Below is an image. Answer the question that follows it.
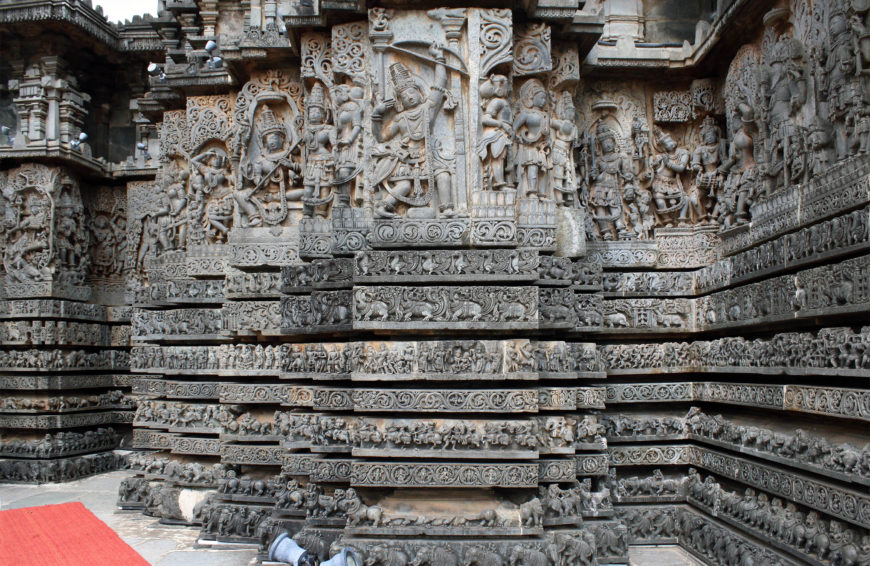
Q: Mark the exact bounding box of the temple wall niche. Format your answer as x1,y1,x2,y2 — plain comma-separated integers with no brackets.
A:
0,0,869,565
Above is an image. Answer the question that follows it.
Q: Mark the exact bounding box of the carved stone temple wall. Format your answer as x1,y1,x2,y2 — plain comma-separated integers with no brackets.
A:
1,0,870,565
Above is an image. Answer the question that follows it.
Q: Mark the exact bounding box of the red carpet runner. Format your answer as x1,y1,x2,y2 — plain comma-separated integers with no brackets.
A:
0,502,149,566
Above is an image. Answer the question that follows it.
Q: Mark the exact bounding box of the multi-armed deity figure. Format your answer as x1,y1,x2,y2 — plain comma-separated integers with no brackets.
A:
236,105,302,227
550,91,580,207
760,37,806,194
478,74,512,191
689,116,726,225
2,190,52,283
301,83,336,218
651,128,690,228
371,44,457,219
587,124,632,240
513,78,551,200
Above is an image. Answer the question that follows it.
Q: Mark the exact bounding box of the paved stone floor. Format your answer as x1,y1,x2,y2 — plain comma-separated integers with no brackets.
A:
628,545,705,566
0,472,702,565
0,471,258,565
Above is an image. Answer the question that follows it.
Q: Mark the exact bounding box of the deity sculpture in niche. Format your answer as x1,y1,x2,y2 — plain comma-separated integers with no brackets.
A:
587,123,632,240
2,187,51,284
689,116,726,225
759,35,806,194
1,165,89,290
513,78,551,200
302,82,336,218
651,128,690,227
478,74,512,191
823,5,866,160
88,205,126,278
236,99,303,228
370,44,457,219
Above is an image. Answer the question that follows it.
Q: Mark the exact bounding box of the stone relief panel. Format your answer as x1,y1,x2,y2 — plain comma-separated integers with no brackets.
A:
6,1,869,564
0,164,90,300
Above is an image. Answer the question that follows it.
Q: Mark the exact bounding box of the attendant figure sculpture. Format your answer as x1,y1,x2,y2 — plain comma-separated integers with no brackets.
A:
513,78,550,199
478,74,512,190
302,83,336,218
588,124,631,240
689,116,726,225
651,128,690,227
332,83,365,205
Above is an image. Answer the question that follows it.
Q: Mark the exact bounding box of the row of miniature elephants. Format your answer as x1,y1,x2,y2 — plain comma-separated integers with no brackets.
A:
621,504,810,566
0,428,119,459
328,510,787,566
121,465,795,566
117,439,866,564
118,467,619,546
116,457,862,566
0,452,125,483
686,471,870,566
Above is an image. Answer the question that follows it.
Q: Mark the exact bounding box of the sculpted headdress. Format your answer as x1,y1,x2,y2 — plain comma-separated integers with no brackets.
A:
699,116,721,141
389,62,424,111
518,78,546,109
259,105,284,139
596,123,618,148
308,82,326,112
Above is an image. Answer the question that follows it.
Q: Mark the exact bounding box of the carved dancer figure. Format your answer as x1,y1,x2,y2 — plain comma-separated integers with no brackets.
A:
651,128,690,227
332,83,365,205
513,78,550,199
371,44,456,218
550,91,579,207
302,82,336,218
189,149,229,196
716,102,757,228
477,74,512,190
